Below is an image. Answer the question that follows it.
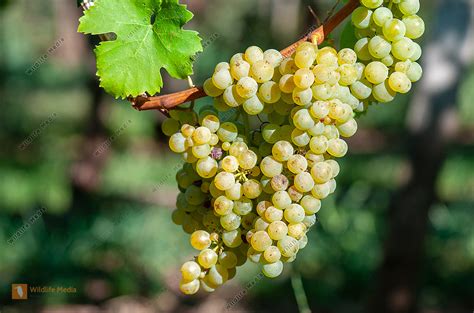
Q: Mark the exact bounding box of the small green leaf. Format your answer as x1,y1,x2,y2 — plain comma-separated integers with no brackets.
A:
78,0,202,99
339,20,357,50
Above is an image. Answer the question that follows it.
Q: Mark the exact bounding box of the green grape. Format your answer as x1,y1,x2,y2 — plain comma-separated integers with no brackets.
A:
312,83,336,100
403,15,425,39
214,171,236,191
179,279,200,295
308,122,325,137
192,144,211,159
288,223,306,240
162,118,180,137
298,234,308,249
392,37,415,61
381,54,395,67
223,85,245,107
277,236,299,257
201,115,220,133
293,109,315,130
350,79,372,100
338,48,357,65
287,154,308,174
368,35,392,59
388,72,412,93
352,6,373,29
361,0,383,9
270,174,290,192
250,60,274,83
284,204,305,223
354,38,371,61
309,135,328,154
337,118,358,137
406,62,423,82
219,250,238,268
279,58,298,75
292,87,313,106
233,197,253,215
230,59,250,80
264,206,283,222
229,141,248,157
208,265,229,286
254,217,270,231
383,19,406,42
410,42,422,61
303,214,317,228
398,0,420,15
214,195,234,215
190,230,211,250
296,42,318,54
230,230,248,250
212,69,233,90
294,68,315,89
258,81,281,103
181,261,201,281
270,190,291,210
260,156,283,177
222,155,239,173
310,101,329,119
263,246,282,263
262,261,284,278
267,221,288,240
271,140,294,162
243,179,262,199
294,172,315,193
316,47,339,66
238,149,258,169
338,64,359,86
217,122,238,142
327,138,349,158
365,61,389,84
198,248,218,268
300,195,321,215
169,133,186,153
262,124,281,144
215,62,230,72
245,46,264,64
278,74,296,93
204,78,224,97
311,182,331,199
291,128,311,147
372,7,393,26
185,185,207,205
220,212,241,231
196,156,218,178
247,246,263,263
311,161,333,184
226,182,243,200
294,49,316,68
372,80,396,103
251,230,273,252
264,49,283,67
236,77,258,99
243,95,264,115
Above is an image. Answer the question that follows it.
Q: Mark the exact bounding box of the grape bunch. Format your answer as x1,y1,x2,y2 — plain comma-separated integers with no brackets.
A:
161,0,424,296
351,0,424,103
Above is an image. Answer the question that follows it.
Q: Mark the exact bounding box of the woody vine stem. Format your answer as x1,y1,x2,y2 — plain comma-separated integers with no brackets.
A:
81,0,359,115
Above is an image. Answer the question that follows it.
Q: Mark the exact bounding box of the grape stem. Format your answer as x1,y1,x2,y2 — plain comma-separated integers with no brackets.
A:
129,0,360,113
291,270,312,313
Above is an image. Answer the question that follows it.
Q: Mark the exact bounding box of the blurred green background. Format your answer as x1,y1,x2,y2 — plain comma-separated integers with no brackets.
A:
0,0,473,312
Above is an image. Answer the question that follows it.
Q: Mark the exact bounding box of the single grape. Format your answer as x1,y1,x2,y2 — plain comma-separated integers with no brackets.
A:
262,261,284,278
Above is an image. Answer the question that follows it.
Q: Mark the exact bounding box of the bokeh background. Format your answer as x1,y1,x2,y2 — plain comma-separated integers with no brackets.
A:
1,0,473,312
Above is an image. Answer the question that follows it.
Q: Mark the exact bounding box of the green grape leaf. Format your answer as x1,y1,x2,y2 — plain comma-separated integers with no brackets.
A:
78,0,202,99
339,20,357,50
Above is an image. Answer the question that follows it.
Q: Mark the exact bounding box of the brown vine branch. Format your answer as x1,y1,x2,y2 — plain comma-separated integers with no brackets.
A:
83,0,359,113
